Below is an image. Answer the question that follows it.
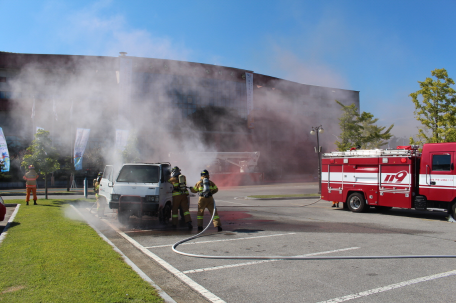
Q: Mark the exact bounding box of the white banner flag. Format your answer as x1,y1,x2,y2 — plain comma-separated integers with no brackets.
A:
73,128,91,171
118,56,133,120
0,127,10,172
245,72,254,128
115,129,129,152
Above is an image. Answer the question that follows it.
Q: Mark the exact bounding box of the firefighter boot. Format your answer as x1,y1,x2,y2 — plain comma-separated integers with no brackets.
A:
198,226,203,231
217,226,223,232
33,200,37,205
26,201,29,206
187,222,193,230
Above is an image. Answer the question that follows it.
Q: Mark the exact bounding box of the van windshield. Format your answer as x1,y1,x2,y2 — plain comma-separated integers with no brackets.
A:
117,165,160,183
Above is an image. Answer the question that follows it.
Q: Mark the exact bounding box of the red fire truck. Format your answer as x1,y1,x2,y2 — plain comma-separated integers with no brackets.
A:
321,143,456,219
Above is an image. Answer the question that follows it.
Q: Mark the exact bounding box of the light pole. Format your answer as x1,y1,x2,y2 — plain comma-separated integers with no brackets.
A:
310,125,324,194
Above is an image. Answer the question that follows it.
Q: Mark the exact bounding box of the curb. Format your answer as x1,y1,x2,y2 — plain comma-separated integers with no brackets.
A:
0,192,95,197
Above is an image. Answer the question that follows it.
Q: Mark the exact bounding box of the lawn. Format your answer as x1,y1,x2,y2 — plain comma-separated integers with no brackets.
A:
0,199,163,302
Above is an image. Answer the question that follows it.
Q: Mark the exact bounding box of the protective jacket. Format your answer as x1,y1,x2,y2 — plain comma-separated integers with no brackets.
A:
190,176,221,228
168,177,189,196
24,170,38,188
191,177,218,196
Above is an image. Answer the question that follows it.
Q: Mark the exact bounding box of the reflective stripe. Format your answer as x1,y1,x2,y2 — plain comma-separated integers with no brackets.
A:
197,216,204,219
184,212,190,216
198,186,217,191
172,215,179,218
213,216,220,220
25,177,38,180
172,191,188,196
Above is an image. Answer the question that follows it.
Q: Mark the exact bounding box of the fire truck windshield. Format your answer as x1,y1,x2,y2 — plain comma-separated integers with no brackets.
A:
117,165,160,183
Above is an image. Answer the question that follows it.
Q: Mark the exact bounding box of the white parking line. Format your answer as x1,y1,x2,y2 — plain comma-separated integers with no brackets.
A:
145,232,296,249
317,269,456,303
183,247,360,274
216,199,249,206
103,220,226,303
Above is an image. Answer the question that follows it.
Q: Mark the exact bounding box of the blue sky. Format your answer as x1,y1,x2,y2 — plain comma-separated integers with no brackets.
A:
1,0,455,138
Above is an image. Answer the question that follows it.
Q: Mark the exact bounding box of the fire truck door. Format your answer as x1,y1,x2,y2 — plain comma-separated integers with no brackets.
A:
379,164,412,208
327,164,343,201
422,152,455,202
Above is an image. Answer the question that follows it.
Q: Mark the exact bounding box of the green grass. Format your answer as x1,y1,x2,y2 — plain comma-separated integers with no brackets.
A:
0,199,163,302
248,193,320,199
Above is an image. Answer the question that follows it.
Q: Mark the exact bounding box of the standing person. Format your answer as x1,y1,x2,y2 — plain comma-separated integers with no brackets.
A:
23,165,39,205
93,172,102,192
190,169,222,232
168,166,193,229
94,173,105,218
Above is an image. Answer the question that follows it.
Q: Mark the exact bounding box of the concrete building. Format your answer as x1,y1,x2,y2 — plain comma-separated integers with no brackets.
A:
0,51,359,182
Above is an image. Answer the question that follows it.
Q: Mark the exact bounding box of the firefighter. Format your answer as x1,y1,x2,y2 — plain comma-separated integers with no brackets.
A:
94,174,105,218
190,169,222,232
23,165,39,205
168,166,193,230
93,172,102,191
332,201,339,208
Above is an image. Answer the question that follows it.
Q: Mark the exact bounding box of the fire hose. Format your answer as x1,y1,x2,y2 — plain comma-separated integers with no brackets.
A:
172,198,456,260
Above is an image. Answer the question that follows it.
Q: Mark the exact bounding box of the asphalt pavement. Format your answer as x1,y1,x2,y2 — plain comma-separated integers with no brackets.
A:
2,182,456,303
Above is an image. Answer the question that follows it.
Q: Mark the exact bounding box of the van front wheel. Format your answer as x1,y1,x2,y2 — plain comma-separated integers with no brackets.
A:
118,209,129,225
347,192,367,213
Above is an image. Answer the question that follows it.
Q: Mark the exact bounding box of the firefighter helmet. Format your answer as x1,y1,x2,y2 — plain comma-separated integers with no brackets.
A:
28,165,35,170
201,169,209,176
171,166,181,177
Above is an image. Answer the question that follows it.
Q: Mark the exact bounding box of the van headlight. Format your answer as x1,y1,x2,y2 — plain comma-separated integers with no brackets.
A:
111,194,120,201
145,195,158,202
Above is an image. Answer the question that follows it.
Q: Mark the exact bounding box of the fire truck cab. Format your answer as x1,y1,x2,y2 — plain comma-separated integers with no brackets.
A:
321,143,456,219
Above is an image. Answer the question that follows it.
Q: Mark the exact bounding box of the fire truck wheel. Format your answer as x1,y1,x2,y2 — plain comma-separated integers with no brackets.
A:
347,192,367,213
450,202,456,220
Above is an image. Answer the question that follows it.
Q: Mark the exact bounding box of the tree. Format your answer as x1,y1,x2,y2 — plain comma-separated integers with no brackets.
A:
21,129,60,199
335,100,393,151
410,68,456,144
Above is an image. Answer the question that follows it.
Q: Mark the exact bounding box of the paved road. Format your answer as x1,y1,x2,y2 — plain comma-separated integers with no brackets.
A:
4,183,456,302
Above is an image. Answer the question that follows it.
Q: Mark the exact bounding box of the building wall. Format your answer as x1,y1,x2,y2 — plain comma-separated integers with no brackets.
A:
0,51,359,179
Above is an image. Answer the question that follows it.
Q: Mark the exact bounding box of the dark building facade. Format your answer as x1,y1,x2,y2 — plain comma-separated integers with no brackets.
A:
0,51,359,181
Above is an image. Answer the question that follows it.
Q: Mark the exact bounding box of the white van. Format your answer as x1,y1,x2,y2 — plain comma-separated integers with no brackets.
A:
98,163,173,224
